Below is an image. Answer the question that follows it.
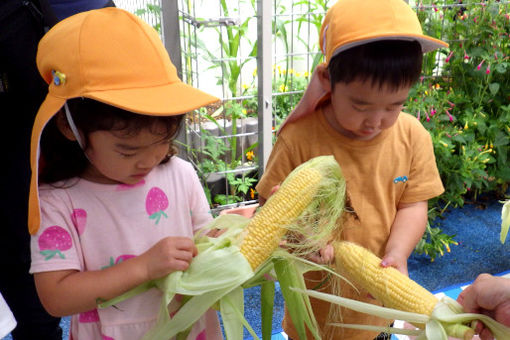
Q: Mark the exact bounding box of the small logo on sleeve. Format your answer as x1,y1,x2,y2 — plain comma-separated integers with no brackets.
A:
393,176,408,184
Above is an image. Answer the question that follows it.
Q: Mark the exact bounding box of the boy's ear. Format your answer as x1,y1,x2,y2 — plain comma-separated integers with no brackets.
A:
55,111,77,141
316,63,332,93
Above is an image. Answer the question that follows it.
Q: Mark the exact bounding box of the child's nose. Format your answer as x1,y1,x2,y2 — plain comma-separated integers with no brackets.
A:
365,110,384,128
137,152,161,169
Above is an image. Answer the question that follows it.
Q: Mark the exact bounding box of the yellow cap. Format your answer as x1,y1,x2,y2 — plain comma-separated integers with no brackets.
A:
29,8,219,234
319,0,448,64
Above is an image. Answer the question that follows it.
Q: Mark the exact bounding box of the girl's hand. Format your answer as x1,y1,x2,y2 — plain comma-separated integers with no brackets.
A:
139,236,198,280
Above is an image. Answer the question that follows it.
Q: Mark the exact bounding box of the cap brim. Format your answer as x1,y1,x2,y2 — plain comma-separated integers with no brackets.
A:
330,34,449,61
87,81,220,116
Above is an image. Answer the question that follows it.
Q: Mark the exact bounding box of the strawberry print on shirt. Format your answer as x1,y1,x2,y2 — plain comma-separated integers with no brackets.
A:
79,309,99,323
71,208,87,235
145,187,169,224
38,226,72,260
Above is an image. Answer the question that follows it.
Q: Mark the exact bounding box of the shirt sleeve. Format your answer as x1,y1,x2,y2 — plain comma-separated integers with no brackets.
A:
255,135,299,200
400,122,445,203
30,189,83,274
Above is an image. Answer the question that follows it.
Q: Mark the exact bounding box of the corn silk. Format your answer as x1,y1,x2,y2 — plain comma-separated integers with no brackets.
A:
99,155,347,340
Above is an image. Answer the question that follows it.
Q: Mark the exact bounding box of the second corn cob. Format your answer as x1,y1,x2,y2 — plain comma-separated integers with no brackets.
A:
334,241,438,316
332,241,478,339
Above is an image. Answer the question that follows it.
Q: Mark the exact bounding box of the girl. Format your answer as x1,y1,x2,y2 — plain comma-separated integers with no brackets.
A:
28,8,223,340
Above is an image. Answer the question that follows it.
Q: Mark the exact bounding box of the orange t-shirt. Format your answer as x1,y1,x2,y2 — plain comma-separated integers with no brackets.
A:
256,107,444,339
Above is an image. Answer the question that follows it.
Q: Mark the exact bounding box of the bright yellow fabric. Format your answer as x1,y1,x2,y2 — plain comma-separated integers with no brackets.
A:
256,107,444,339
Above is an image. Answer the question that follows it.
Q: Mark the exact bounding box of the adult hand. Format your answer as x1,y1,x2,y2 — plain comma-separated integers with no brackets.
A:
457,273,510,340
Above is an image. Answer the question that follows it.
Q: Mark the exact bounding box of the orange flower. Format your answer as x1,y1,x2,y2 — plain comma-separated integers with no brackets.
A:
246,151,254,161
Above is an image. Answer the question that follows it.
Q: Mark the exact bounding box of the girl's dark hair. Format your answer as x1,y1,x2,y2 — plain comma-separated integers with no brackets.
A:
328,40,423,91
40,97,184,184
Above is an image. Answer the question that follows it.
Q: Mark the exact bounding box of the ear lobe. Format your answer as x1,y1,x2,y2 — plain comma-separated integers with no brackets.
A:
316,63,332,93
55,111,78,141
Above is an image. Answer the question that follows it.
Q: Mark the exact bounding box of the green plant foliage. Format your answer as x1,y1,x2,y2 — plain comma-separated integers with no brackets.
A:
409,1,510,206
405,0,510,259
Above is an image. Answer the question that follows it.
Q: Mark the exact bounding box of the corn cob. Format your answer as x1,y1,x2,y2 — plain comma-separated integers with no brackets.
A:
240,166,322,270
334,241,438,316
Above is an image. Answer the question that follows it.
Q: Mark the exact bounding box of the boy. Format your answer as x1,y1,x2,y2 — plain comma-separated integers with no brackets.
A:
255,0,448,338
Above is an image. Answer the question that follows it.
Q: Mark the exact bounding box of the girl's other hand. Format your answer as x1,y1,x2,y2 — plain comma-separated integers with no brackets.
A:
205,228,226,238
140,236,197,280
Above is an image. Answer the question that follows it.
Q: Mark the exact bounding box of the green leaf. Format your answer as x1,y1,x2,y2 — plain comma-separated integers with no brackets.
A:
500,200,510,244
495,62,508,74
293,288,430,324
220,287,248,340
274,259,321,340
261,281,275,340
425,319,448,340
452,134,466,144
329,323,423,336
494,131,510,147
489,83,500,96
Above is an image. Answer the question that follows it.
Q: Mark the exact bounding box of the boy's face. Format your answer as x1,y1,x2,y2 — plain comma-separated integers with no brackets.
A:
322,77,411,141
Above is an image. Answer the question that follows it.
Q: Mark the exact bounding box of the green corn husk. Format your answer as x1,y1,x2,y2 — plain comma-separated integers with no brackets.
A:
99,155,348,339
500,199,510,243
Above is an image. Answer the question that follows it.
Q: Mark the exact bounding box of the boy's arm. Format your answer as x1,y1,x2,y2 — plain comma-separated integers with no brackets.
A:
34,236,196,316
382,200,428,275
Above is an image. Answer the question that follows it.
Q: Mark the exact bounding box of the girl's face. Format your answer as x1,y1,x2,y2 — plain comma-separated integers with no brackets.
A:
81,125,171,185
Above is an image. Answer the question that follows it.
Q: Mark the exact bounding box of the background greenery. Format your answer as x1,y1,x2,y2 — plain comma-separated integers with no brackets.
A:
178,0,509,260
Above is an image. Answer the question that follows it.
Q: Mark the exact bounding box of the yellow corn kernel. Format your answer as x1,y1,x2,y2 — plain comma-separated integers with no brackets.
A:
240,167,322,270
334,241,438,316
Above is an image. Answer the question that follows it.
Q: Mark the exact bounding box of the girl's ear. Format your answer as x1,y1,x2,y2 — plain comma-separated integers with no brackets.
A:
316,63,332,93
55,111,77,141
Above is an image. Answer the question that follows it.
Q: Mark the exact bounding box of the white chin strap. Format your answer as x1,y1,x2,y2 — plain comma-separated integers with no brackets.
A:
64,102,85,150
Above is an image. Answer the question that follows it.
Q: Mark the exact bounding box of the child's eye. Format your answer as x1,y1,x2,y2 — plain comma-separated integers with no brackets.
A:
119,152,136,158
353,105,368,112
387,105,404,112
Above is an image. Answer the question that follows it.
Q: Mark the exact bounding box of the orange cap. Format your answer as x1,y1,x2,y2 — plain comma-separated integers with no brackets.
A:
319,0,448,65
29,8,219,234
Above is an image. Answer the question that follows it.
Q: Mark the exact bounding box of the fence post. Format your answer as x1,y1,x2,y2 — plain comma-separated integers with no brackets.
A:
161,0,182,78
257,0,273,177
161,1,189,158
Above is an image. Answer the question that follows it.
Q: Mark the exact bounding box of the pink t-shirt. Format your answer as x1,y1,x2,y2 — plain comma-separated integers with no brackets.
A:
30,157,222,340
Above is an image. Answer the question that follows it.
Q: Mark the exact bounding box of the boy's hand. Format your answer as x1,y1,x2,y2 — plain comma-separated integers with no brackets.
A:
140,236,197,280
258,184,280,207
307,243,335,264
380,252,408,276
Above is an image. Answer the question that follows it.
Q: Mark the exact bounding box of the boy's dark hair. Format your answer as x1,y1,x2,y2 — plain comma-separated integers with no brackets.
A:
328,40,423,90
40,97,184,184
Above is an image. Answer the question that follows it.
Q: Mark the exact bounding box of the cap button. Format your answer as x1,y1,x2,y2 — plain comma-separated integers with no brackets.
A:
52,70,66,86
